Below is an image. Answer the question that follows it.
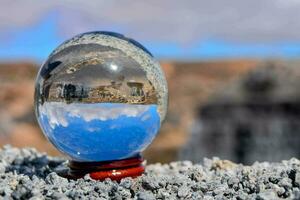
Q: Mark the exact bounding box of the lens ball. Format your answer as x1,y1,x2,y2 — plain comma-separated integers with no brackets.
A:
34,31,168,162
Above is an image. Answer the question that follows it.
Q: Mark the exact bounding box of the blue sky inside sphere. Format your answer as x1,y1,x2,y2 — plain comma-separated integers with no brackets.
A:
37,102,160,161
1,0,300,61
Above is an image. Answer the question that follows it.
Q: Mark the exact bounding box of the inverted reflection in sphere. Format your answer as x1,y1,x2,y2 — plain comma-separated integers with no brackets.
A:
34,31,168,162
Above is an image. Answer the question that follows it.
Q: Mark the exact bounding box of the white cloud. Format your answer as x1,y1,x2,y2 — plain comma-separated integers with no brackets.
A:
39,102,153,128
141,114,151,122
1,0,300,44
87,127,101,132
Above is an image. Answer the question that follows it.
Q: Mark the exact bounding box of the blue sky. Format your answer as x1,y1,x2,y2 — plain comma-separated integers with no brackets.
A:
39,102,160,161
1,0,300,61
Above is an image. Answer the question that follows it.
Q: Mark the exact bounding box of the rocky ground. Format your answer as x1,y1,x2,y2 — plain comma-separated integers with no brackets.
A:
0,146,300,199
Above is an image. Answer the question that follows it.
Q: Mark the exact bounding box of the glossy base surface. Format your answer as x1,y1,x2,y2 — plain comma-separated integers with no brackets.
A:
58,156,144,181
89,165,145,181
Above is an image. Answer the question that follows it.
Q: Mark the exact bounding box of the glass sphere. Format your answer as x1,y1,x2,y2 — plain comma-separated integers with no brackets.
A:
34,31,168,162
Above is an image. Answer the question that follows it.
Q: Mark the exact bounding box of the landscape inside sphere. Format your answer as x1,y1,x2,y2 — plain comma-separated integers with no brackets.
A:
34,31,168,162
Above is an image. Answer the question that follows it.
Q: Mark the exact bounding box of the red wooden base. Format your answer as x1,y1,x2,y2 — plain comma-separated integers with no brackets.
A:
90,165,145,181
64,155,145,181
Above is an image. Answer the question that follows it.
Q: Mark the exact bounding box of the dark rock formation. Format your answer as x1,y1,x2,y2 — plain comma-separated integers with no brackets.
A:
181,62,300,164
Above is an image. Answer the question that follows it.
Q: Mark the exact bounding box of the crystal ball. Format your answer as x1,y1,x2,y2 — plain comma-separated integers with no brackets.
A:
34,31,168,162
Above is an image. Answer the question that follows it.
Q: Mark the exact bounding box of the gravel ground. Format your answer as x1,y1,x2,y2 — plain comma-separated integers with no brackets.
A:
1,146,300,199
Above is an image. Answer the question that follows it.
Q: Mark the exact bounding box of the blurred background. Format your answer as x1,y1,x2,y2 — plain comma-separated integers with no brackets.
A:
1,0,300,164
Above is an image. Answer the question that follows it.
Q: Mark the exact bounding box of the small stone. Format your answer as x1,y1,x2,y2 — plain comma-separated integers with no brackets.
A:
137,191,156,200
177,185,190,198
119,178,133,189
228,177,239,186
257,190,278,200
295,172,300,186
45,172,68,185
212,159,238,171
278,177,292,188
203,195,214,200
142,176,160,190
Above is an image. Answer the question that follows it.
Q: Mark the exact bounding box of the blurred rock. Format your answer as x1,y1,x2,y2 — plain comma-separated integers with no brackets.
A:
181,61,300,164
145,60,258,163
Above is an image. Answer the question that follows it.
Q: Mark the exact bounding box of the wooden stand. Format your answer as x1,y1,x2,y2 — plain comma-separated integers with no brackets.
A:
59,155,145,181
